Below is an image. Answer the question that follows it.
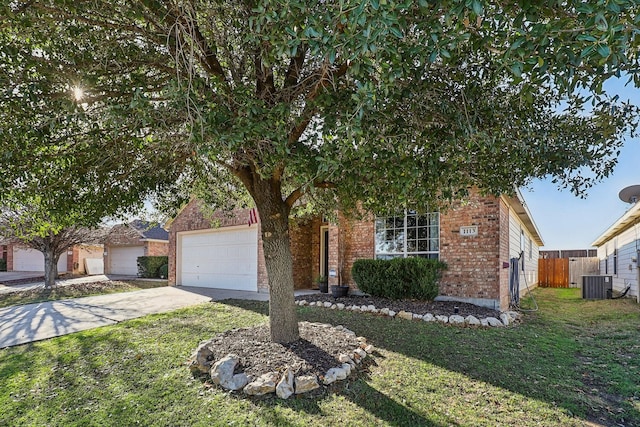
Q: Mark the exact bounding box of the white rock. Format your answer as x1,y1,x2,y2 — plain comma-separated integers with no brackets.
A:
364,344,375,354
380,307,390,315
350,305,360,311
343,328,356,337
243,372,280,396
341,363,352,376
336,303,345,310
367,305,376,312
388,310,396,317
354,348,367,361
397,310,413,320
500,312,511,326
435,315,449,323
334,325,344,331
295,375,320,394
422,313,435,322
323,367,347,384
361,305,369,312
480,318,489,327
413,313,423,320
323,301,333,308
276,368,295,399
486,317,504,327
299,300,308,306
338,354,353,364
505,310,520,321
465,315,481,326
449,314,465,324
356,336,367,343
210,354,239,386
331,304,337,309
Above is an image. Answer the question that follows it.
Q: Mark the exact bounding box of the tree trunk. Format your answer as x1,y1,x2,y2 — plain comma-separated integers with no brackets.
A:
247,174,299,344
43,248,59,290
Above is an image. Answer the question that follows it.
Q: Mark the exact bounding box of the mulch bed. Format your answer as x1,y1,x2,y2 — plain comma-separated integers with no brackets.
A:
199,322,363,381
296,293,500,319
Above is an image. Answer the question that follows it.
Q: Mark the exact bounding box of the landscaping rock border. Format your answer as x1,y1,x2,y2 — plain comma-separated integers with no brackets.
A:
296,299,521,327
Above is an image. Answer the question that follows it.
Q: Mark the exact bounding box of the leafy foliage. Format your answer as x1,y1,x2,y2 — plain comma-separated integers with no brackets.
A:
136,256,169,279
352,257,446,300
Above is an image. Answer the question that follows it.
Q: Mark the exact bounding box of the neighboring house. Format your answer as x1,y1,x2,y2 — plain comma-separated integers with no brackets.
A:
168,188,543,310
591,199,640,303
104,220,169,275
3,243,104,275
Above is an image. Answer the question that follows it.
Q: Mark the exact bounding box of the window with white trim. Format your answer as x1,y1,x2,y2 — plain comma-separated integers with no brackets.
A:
375,211,439,259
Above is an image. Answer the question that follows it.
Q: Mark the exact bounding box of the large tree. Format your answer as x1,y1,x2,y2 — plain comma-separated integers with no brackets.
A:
1,1,639,342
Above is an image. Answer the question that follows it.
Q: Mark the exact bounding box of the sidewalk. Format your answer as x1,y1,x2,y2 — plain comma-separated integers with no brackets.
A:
0,285,319,349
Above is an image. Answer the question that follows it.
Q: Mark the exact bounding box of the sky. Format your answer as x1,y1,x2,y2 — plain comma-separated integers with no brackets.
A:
523,77,640,250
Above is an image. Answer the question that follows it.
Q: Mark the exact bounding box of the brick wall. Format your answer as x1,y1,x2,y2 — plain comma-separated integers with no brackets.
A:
499,199,511,310
289,220,313,289
145,241,168,257
339,216,375,289
438,193,503,308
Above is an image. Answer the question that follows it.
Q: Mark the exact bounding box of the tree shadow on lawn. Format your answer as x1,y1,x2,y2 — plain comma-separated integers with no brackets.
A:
219,298,640,427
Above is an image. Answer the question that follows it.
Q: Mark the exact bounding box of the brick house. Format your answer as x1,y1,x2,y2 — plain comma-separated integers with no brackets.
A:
104,220,169,275
167,189,542,310
3,242,103,275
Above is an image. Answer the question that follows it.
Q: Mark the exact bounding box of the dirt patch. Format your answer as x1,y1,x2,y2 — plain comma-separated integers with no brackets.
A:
197,322,363,381
296,293,500,319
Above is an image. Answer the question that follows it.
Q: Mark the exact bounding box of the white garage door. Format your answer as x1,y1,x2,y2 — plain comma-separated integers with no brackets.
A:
179,227,258,291
13,248,67,273
109,246,145,275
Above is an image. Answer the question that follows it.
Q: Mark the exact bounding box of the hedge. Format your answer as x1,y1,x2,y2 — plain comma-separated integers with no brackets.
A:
136,256,169,278
0,258,6,272
351,257,447,300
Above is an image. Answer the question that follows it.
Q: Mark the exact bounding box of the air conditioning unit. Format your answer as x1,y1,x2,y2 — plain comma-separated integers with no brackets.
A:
582,275,613,300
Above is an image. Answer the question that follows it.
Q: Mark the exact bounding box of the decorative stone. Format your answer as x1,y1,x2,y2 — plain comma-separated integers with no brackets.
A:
354,348,367,361
423,313,435,322
324,366,347,384
299,300,308,306
413,314,423,320
361,305,369,312
356,336,367,343
380,307,390,315
388,310,396,317
276,367,295,399
449,315,465,324
505,311,520,321
334,325,344,331
480,318,489,327
331,304,337,309
336,303,345,310
323,301,333,308
343,328,356,337
189,339,216,373
367,305,376,312
341,363,352,376
500,312,511,326
295,375,320,394
371,308,380,313
465,315,481,326
435,315,449,323
397,310,413,320
243,371,280,396
364,344,374,354
210,354,238,385
350,305,360,311
486,317,504,327
338,354,353,364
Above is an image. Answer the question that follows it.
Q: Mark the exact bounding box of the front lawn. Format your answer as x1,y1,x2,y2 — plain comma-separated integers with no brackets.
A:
1,287,638,426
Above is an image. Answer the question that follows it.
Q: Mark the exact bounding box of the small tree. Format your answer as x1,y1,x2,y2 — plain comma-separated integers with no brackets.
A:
0,198,107,289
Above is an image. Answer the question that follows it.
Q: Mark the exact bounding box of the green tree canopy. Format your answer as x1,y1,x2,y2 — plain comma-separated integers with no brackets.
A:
1,0,639,342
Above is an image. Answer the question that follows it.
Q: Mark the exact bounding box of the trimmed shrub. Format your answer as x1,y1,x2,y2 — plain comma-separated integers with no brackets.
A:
158,264,168,279
0,258,6,272
137,256,169,278
352,257,447,300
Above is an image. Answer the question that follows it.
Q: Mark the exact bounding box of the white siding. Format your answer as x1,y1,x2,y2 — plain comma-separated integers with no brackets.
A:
508,209,540,294
595,224,640,299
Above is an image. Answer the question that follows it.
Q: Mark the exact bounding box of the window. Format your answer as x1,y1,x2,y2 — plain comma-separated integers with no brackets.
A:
375,211,439,259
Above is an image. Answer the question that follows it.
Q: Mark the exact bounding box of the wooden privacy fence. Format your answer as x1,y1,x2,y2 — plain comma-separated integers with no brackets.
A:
538,257,600,288
539,258,569,288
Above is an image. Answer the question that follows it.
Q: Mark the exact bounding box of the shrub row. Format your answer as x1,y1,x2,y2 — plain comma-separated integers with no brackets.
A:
137,256,168,279
351,257,446,300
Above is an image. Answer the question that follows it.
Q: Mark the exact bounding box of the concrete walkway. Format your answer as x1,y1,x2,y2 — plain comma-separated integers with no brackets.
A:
0,285,319,349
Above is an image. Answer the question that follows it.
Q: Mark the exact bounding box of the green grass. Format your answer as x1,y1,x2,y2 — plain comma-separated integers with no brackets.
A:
0,280,168,308
1,287,639,426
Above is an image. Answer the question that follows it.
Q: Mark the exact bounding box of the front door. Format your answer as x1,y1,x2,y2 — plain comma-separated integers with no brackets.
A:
320,226,329,279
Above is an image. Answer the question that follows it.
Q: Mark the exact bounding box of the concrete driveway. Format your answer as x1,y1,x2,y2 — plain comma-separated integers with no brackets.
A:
0,287,212,348
0,284,320,349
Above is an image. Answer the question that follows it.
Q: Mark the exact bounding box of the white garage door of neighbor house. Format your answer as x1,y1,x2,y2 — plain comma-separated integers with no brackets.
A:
109,246,145,275
13,248,68,273
180,227,258,291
